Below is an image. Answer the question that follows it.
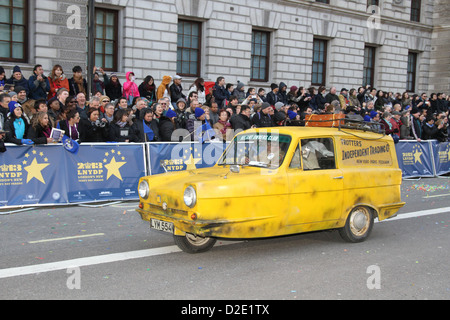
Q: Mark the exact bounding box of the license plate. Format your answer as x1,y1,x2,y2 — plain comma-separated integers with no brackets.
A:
150,219,174,234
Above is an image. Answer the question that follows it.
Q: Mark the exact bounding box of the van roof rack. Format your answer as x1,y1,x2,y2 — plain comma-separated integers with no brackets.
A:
301,114,385,134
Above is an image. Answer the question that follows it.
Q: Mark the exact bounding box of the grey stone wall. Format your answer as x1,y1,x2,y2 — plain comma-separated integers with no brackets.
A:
1,0,446,96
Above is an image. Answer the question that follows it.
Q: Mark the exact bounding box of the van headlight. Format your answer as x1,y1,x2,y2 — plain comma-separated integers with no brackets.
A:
138,180,149,199
184,186,197,208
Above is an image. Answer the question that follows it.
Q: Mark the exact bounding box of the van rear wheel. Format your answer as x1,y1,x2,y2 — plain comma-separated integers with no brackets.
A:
339,206,374,243
173,233,217,253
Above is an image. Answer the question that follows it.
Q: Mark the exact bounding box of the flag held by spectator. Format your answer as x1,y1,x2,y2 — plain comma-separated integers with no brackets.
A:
62,135,79,154
195,121,215,144
143,119,154,142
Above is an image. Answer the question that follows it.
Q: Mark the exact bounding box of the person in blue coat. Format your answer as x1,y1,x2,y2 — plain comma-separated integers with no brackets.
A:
28,64,50,100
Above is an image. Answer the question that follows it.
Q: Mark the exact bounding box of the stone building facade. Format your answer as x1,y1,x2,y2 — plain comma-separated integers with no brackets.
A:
1,0,448,96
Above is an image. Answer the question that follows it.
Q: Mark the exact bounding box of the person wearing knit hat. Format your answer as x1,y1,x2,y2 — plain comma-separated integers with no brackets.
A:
6,65,29,95
8,91,17,100
8,101,21,114
288,110,298,120
369,110,379,121
4,101,33,145
267,83,279,106
274,102,285,111
166,109,177,119
261,102,271,111
158,108,177,141
252,102,274,128
195,107,205,119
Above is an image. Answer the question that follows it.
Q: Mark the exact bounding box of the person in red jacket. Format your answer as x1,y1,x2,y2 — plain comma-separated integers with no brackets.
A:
123,71,140,106
48,65,70,100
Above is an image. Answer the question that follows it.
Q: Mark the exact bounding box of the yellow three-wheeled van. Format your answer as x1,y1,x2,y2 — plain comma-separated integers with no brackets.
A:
137,122,404,253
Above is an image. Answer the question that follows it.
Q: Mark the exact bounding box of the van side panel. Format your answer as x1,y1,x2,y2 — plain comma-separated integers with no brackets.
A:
337,137,404,221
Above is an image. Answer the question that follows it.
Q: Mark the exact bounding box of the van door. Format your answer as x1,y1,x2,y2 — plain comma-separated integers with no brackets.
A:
287,137,343,227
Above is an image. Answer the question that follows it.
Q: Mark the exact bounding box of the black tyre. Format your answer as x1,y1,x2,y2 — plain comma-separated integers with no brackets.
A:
173,233,217,253
339,206,374,243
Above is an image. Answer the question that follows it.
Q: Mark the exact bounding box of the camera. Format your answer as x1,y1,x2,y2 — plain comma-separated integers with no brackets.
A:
95,120,106,128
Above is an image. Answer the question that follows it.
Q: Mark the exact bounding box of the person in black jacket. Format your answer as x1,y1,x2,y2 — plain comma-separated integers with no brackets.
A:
108,108,138,142
315,86,327,112
169,75,186,108
4,103,32,145
266,83,279,106
213,77,227,108
28,112,54,144
58,109,80,142
138,76,156,104
79,107,109,142
5,65,29,95
104,73,123,101
159,109,177,142
422,115,443,140
134,108,159,142
174,98,188,129
68,66,88,97
252,102,274,128
230,105,252,132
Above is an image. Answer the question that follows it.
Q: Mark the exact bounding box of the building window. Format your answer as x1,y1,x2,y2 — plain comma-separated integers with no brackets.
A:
311,38,327,86
363,46,376,87
95,8,118,71
177,20,201,77
251,30,270,82
315,0,329,3
410,0,421,22
407,52,418,92
0,0,28,62
367,0,379,7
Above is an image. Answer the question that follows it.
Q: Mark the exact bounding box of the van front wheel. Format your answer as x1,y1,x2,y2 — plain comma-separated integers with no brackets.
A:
173,233,217,253
339,206,374,243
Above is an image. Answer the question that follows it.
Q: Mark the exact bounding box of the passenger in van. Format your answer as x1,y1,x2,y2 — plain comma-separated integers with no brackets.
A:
301,139,335,170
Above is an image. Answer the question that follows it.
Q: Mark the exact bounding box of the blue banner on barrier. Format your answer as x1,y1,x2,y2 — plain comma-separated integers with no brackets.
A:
65,144,147,203
0,144,146,208
432,141,450,176
148,142,227,175
0,145,69,207
396,141,435,178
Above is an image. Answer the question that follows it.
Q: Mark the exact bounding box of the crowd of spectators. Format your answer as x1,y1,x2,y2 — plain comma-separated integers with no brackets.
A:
0,64,449,154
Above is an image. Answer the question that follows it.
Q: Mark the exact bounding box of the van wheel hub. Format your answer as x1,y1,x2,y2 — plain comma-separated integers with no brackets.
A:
350,208,370,235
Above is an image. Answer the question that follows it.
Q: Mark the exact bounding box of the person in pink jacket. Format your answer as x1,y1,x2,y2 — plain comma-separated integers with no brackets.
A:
123,71,139,106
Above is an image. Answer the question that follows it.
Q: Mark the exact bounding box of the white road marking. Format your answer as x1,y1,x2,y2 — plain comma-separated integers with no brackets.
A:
0,207,449,280
0,246,181,279
377,206,450,223
28,233,105,244
423,193,450,199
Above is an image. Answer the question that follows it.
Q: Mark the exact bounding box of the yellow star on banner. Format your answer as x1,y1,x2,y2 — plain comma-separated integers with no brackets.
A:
25,158,50,184
105,156,126,181
413,150,423,164
184,153,201,171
